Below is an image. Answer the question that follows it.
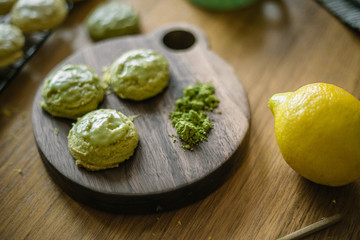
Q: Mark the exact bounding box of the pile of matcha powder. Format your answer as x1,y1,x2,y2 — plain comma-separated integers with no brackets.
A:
169,82,220,150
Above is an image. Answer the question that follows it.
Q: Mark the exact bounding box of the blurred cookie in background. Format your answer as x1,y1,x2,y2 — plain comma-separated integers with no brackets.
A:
0,23,25,68
10,0,68,33
86,2,139,41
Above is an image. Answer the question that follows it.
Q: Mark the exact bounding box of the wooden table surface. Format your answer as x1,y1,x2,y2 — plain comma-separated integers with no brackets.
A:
1,0,359,239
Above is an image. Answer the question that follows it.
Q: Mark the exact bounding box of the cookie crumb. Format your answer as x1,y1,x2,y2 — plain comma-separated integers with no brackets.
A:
156,205,163,212
12,134,18,140
129,115,140,121
2,108,11,117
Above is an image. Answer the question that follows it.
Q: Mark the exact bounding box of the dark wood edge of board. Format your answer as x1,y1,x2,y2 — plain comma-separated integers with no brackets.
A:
36,128,250,214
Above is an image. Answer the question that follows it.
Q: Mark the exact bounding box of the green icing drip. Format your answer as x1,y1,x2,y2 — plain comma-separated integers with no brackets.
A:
169,83,219,149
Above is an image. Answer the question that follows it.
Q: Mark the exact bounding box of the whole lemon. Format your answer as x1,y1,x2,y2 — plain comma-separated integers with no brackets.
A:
268,83,360,186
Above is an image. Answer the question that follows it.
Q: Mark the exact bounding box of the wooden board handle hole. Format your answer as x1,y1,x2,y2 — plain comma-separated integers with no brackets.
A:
162,30,196,50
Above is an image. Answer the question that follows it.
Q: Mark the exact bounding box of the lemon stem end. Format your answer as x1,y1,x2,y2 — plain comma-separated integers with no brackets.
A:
268,93,289,115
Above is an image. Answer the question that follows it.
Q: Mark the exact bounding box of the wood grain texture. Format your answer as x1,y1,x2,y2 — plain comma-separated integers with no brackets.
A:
32,23,250,213
1,0,359,239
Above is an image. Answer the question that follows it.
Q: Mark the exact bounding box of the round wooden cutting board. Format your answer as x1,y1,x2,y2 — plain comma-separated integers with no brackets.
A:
32,23,250,214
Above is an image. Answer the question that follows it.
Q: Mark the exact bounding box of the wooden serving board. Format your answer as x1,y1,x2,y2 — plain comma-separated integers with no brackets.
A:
32,23,250,214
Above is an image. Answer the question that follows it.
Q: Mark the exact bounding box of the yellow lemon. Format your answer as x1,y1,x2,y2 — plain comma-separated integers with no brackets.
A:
268,83,360,186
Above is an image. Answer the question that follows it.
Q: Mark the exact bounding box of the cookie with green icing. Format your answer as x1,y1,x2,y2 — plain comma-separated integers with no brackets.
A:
104,49,170,101
86,2,139,41
0,23,25,68
40,64,105,119
68,109,139,171
10,0,68,33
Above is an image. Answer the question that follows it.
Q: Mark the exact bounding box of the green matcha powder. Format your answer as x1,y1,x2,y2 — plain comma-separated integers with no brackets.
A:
169,82,220,150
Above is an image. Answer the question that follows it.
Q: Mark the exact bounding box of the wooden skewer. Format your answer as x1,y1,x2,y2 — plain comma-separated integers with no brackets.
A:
277,214,342,240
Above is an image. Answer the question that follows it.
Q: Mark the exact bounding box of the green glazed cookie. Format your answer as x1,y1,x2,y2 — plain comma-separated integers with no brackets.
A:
40,64,105,119
0,23,25,68
104,49,170,101
68,109,139,171
86,2,139,41
0,0,17,15
10,0,68,33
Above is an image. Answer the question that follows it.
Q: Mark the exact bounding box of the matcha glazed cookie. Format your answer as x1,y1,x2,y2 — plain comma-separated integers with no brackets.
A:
86,2,139,41
10,0,68,33
0,23,25,68
40,64,105,119
104,49,170,101
68,109,139,171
